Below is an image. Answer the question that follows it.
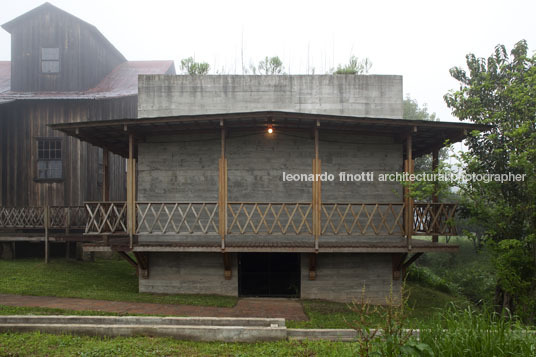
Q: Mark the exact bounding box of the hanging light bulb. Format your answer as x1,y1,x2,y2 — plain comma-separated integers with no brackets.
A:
267,124,274,134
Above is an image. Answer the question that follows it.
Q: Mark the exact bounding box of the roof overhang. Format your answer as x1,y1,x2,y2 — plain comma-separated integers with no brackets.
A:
50,110,491,158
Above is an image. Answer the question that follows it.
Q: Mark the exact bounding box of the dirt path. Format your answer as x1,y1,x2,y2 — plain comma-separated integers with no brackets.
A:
0,294,308,321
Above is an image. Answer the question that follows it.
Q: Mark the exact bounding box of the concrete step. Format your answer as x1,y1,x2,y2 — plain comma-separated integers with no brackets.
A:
0,315,363,342
288,328,357,341
0,315,285,327
0,323,286,342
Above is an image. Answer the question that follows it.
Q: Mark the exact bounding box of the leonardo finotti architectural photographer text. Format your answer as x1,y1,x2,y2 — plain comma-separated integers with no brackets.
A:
282,171,526,183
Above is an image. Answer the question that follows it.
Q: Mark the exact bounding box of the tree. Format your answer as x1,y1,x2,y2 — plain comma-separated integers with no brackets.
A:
333,56,372,74
254,56,285,75
180,57,210,75
445,40,536,320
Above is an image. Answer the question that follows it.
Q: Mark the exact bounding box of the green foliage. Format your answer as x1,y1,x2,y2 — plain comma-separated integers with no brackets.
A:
180,57,210,75
0,305,128,316
289,280,469,329
255,56,285,75
417,237,496,305
345,285,420,357
403,96,438,122
445,39,536,320
403,94,449,174
420,306,536,356
333,55,372,74
406,265,459,295
0,259,237,307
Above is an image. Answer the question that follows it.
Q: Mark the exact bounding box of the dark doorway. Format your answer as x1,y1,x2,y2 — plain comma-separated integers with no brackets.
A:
238,253,301,297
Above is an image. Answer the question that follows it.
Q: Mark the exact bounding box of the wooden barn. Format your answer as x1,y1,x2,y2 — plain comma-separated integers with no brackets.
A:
51,75,489,302
0,3,175,259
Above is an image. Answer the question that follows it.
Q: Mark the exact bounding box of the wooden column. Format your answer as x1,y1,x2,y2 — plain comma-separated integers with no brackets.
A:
127,133,136,248
312,121,321,251
102,149,110,201
44,205,49,264
405,133,413,250
219,123,228,250
432,148,439,243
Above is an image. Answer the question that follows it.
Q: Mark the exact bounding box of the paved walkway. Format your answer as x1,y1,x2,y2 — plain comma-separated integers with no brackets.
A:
0,294,308,321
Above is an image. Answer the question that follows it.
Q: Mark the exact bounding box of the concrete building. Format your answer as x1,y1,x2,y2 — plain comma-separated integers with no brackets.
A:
52,75,488,303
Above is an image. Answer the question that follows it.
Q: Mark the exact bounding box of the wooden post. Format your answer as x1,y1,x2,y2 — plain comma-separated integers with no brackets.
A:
219,123,227,250
313,121,321,251
65,207,70,235
102,149,110,244
127,133,135,248
309,253,317,280
223,253,232,279
103,149,110,201
432,148,439,243
405,133,413,250
44,205,49,264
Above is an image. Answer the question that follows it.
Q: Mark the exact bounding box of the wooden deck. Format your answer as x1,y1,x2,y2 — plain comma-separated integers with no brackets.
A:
83,238,457,253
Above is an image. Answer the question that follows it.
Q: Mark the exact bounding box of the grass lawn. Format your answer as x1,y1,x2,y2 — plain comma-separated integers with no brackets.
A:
0,257,470,329
0,333,357,357
0,258,237,308
287,282,470,329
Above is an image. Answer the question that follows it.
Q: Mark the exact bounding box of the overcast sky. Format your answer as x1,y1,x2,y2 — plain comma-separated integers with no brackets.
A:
1,0,534,122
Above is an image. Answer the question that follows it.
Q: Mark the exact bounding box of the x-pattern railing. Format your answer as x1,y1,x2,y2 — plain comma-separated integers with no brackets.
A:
85,202,127,234
227,202,312,235
49,206,87,229
0,207,44,228
0,206,86,230
321,203,405,235
79,201,459,237
413,203,457,235
136,202,219,234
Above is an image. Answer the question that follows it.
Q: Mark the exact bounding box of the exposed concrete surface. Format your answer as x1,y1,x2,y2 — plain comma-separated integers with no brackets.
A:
0,322,287,342
288,328,358,341
138,75,403,118
0,315,285,327
0,315,361,342
300,253,401,304
138,253,238,296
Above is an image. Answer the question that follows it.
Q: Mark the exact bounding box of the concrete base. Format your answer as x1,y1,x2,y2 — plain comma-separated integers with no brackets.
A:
0,315,363,342
0,316,287,342
140,252,401,304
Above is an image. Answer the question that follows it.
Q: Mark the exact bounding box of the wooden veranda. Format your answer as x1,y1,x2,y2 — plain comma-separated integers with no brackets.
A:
1,111,490,267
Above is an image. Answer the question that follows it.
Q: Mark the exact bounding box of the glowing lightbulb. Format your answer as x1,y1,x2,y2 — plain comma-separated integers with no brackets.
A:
267,125,274,134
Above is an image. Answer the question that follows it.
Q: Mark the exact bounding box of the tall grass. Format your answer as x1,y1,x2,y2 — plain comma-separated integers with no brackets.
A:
420,305,536,356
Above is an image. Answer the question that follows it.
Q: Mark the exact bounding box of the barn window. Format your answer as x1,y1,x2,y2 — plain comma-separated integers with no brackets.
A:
41,48,60,73
37,138,63,180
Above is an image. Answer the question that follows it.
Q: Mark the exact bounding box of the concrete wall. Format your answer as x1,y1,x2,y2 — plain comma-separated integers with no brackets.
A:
139,253,238,296
138,131,401,203
138,75,403,118
301,253,400,304
137,133,220,202
140,252,400,304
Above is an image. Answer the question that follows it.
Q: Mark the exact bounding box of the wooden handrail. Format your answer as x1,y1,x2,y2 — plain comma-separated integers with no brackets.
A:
34,201,460,238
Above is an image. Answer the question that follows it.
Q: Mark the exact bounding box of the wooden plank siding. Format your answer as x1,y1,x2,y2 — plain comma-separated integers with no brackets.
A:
5,3,125,92
0,97,135,207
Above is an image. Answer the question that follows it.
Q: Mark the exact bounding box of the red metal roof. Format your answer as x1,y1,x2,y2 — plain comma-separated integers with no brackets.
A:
0,60,175,101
